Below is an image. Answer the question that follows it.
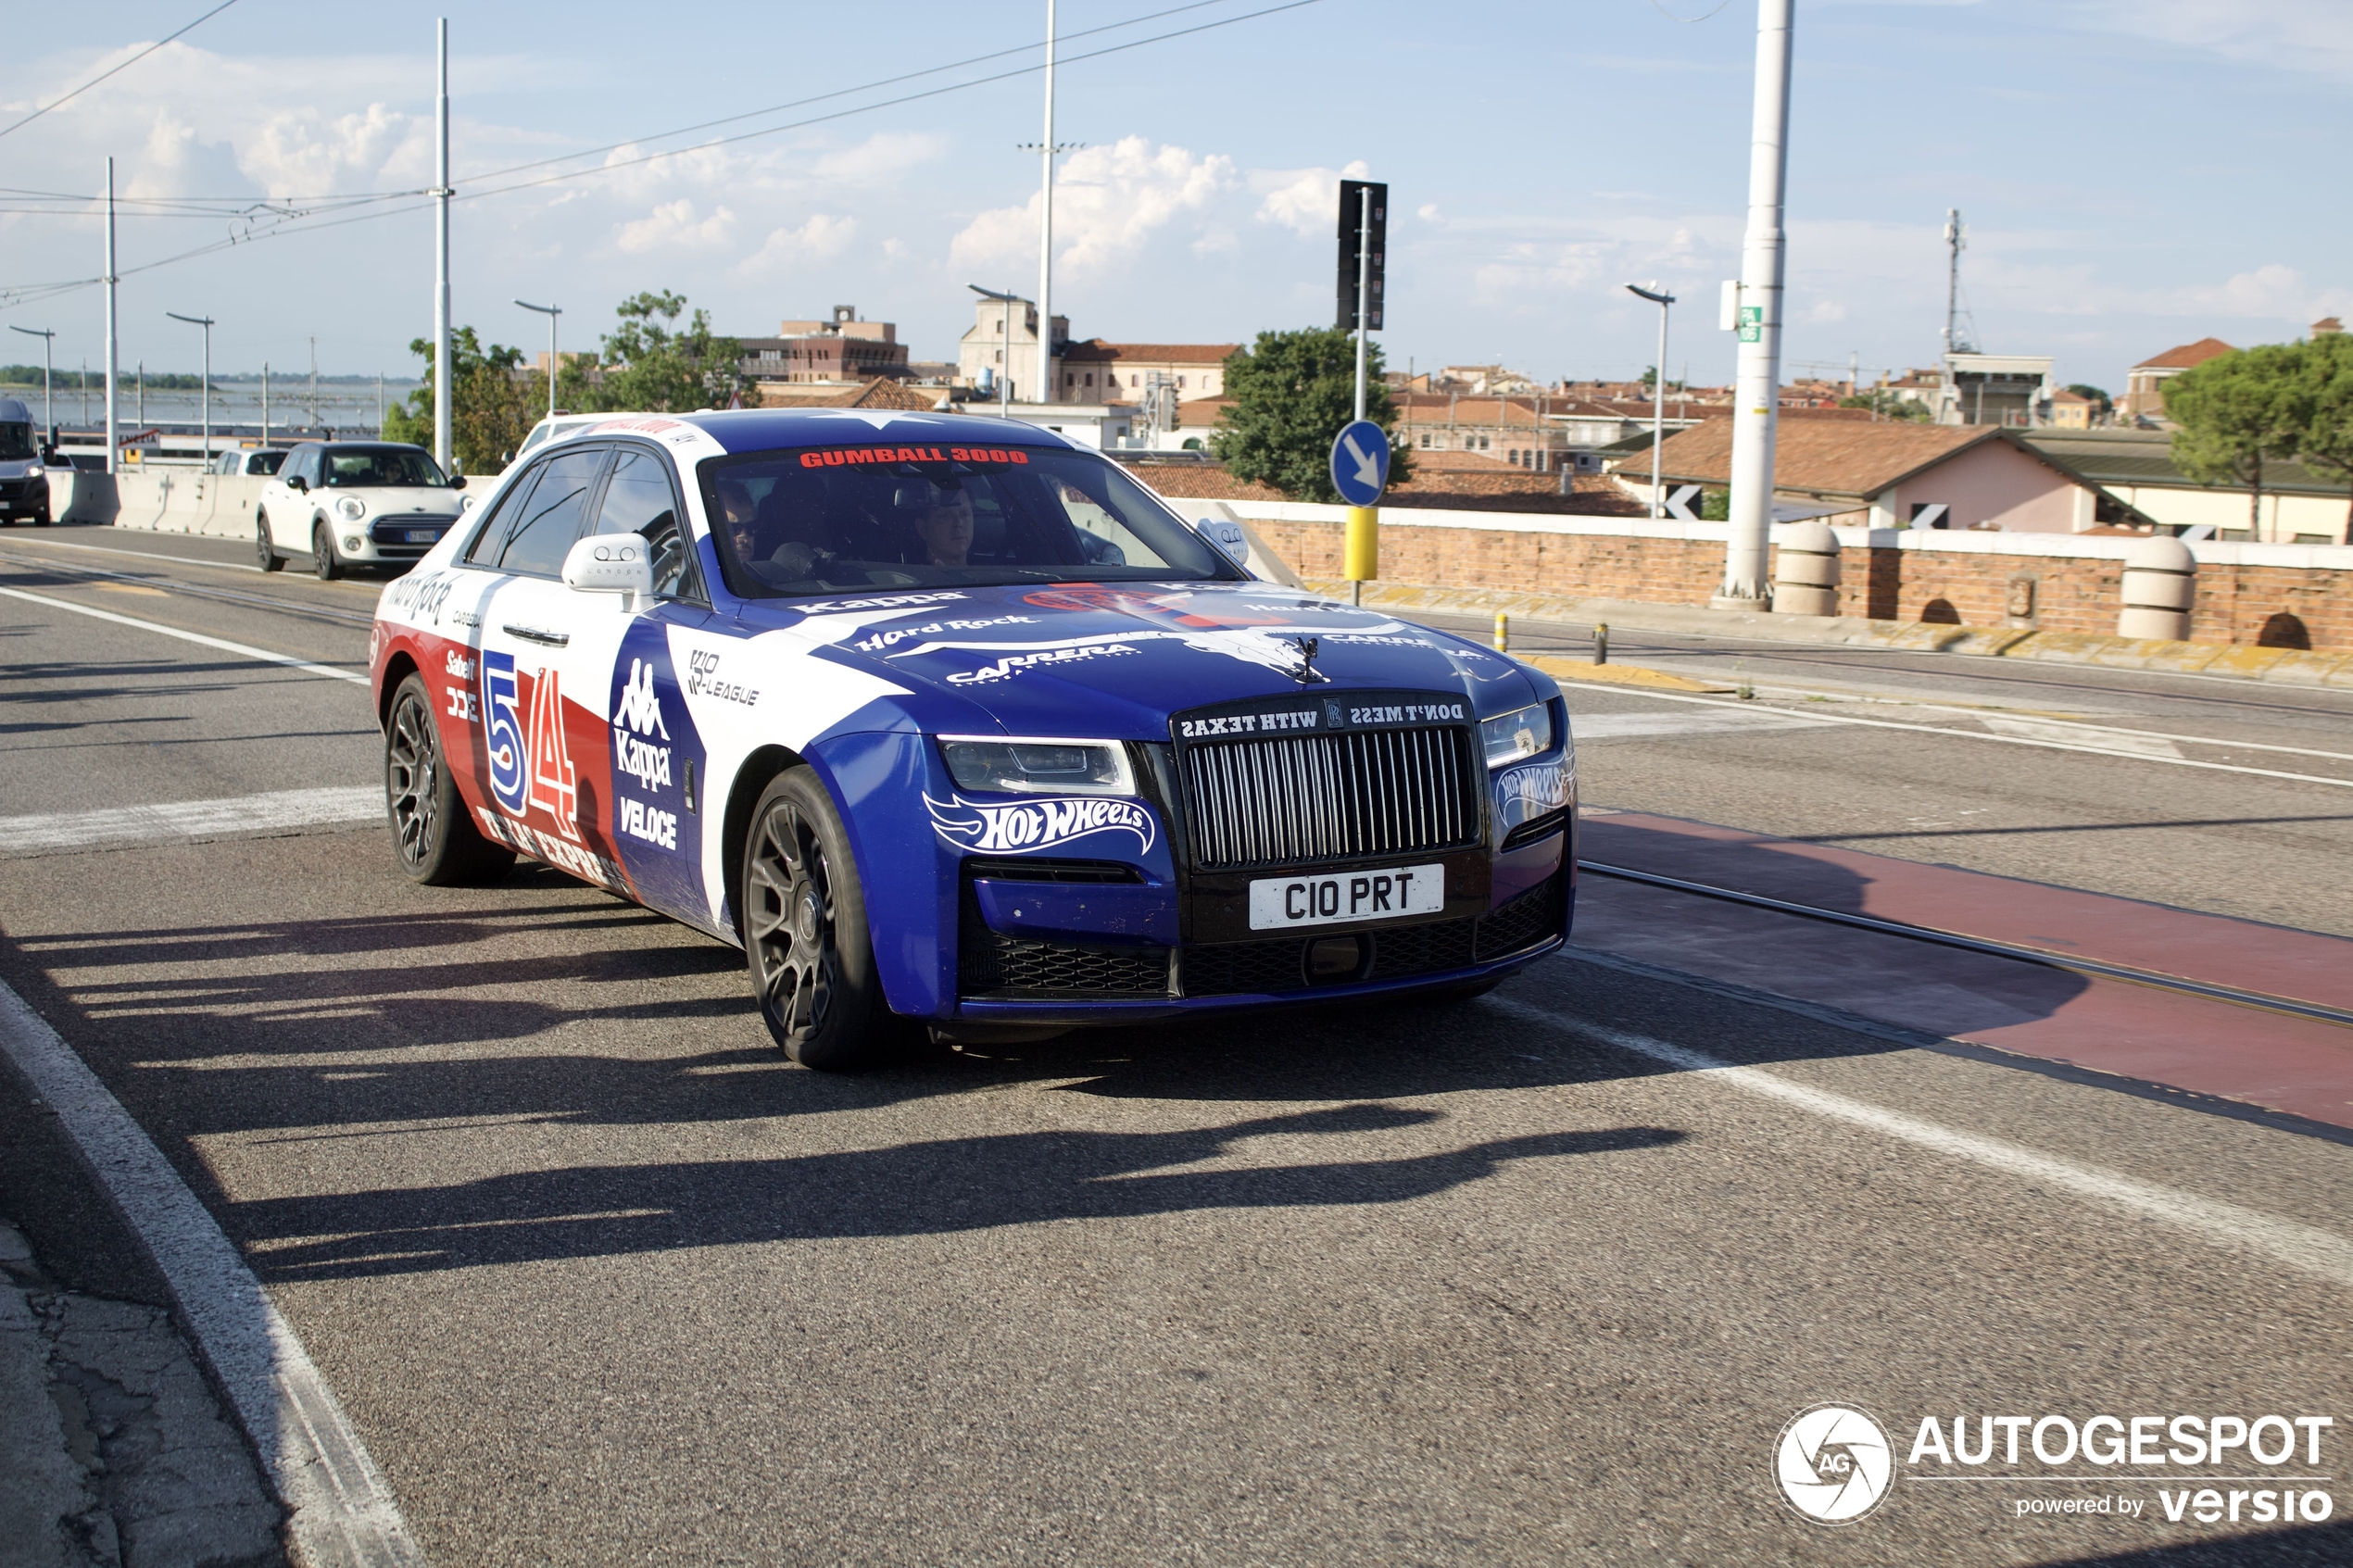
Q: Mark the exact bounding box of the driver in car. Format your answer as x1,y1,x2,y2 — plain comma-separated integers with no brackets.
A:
912,483,975,568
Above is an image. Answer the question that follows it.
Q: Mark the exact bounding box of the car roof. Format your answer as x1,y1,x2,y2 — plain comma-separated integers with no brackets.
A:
668,408,1080,456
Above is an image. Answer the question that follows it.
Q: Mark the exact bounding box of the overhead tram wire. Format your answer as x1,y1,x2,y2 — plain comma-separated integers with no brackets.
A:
0,0,1323,309
0,0,242,144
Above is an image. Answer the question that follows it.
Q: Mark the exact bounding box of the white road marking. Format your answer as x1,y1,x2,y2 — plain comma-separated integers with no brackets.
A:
1571,709,1833,741
1982,713,2183,758
0,786,380,858
0,535,265,572
0,583,370,685
1562,685,2353,790
1487,996,2353,1288
0,981,423,1566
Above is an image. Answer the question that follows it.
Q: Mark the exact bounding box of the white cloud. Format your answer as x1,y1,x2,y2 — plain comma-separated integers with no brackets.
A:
1250,159,1367,238
615,199,737,254
2059,0,2353,82
241,102,422,197
811,132,949,187
950,137,1236,282
736,213,858,274
1806,300,1849,324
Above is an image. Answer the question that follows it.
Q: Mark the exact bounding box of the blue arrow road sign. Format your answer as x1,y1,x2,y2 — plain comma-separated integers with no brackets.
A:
1330,420,1390,507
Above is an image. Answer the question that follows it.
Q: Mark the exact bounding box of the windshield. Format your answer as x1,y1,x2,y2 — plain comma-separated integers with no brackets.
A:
247,450,287,476
321,446,447,487
700,442,1239,597
0,422,33,461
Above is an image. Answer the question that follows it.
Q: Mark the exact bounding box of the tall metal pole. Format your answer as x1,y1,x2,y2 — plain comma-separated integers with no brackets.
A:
1003,295,1014,415
168,312,216,464
1943,209,1962,357
1652,298,1669,515
1720,0,1792,608
261,362,269,437
1353,183,1371,421
433,17,453,471
105,157,119,473
1037,0,1055,407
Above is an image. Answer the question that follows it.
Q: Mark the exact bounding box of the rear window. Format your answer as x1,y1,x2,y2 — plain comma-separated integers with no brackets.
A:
698,442,1239,598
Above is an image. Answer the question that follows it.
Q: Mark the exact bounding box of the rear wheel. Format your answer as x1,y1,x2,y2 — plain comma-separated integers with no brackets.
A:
256,510,281,571
312,518,342,581
385,673,512,885
741,767,897,1070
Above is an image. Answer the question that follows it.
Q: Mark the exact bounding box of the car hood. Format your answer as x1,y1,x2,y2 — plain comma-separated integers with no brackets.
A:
756,581,1554,738
0,459,42,479
315,485,465,515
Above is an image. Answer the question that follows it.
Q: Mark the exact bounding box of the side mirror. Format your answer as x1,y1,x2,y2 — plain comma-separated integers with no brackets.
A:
1199,518,1251,568
450,474,468,489
562,533,652,605
287,475,308,493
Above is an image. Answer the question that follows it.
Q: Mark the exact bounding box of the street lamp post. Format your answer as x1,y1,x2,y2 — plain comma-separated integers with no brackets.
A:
1626,283,1676,518
7,326,55,434
517,300,561,425
165,311,215,468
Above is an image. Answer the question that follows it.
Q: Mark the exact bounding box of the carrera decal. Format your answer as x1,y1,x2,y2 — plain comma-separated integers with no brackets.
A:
925,794,1156,856
946,643,1139,685
1497,760,1570,830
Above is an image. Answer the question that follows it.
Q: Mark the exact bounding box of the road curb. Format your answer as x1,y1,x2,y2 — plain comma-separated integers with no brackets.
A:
1303,577,2353,688
0,981,423,1568
1516,655,1730,694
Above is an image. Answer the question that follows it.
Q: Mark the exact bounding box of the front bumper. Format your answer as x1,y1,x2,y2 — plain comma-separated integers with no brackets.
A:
329,516,459,563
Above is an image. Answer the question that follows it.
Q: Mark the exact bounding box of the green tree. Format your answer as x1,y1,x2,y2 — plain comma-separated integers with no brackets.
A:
2165,342,2313,534
593,291,743,412
2065,383,2112,415
1837,390,1930,422
1211,327,1413,502
381,326,543,474
2295,332,2353,545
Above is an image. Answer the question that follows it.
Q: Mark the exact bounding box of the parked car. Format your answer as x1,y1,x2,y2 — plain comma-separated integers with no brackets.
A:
0,397,50,525
257,440,472,579
370,409,1576,1070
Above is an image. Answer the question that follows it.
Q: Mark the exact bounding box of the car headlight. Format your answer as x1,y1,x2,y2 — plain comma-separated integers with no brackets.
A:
459,494,477,510
937,735,1135,796
1480,702,1554,768
335,495,367,521
25,464,43,479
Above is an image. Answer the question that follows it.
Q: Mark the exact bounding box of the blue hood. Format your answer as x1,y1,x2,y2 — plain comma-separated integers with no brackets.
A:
754,581,1554,739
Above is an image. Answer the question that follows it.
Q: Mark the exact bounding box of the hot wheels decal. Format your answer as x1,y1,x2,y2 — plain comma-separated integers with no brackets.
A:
1497,760,1569,830
925,794,1156,856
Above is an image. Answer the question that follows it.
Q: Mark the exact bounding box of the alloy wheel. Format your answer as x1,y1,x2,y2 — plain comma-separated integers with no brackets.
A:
386,690,439,871
747,800,839,1051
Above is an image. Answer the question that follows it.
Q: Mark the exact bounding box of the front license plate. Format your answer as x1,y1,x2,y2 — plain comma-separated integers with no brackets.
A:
1248,863,1446,931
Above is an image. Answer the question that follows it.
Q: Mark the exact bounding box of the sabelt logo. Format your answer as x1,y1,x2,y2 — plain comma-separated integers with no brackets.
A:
925,794,1155,856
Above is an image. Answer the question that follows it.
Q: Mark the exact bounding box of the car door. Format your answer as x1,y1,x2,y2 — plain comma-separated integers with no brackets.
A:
577,441,717,927
264,446,315,544
464,441,630,891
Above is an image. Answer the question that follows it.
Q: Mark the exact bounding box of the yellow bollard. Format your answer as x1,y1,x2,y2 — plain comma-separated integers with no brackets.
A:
1343,505,1379,583
1493,611,1509,652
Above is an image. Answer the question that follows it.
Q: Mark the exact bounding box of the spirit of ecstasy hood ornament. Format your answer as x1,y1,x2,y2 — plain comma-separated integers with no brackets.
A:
1288,635,1330,684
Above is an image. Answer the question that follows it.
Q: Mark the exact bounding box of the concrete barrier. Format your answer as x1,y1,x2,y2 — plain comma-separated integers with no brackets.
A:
1770,520,1840,618
103,470,273,541
2118,535,2195,642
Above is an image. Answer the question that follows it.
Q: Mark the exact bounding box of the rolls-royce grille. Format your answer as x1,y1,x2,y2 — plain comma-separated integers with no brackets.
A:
1182,725,1478,872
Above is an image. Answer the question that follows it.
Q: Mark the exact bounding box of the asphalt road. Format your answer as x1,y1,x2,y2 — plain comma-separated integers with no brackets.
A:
3,525,2349,1565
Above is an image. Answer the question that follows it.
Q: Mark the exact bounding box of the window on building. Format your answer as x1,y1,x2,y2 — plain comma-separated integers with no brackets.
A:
1131,374,1139,387
1479,435,1491,450
1085,373,1093,387
1177,376,1187,388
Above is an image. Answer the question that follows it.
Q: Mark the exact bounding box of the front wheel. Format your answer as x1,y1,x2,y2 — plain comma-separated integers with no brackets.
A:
257,510,282,571
312,518,343,581
385,674,513,885
741,767,897,1070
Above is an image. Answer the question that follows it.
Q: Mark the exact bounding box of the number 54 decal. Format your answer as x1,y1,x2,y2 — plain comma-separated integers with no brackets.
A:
480,650,580,840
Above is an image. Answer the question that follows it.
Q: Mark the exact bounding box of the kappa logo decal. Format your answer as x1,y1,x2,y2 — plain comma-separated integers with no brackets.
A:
925,794,1156,856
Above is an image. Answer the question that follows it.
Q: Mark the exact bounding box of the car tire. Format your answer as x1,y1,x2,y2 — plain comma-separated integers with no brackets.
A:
384,673,513,885
257,511,282,571
312,518,343,581
741,766,898,1070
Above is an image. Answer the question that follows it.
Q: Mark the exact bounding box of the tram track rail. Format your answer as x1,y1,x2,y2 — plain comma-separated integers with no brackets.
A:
1577,859,2353,1031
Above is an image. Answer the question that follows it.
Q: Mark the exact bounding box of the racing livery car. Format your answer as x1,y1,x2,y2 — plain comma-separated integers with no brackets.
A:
370,408,1575,1068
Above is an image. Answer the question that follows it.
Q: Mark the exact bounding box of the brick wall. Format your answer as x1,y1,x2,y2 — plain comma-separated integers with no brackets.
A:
1230,514,2353,652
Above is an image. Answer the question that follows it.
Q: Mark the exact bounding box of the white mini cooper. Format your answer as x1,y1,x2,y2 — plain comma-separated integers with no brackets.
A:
257,440,474,579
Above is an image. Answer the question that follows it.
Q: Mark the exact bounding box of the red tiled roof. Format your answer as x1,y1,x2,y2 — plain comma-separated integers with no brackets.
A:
1061,339,1237,364
1646,418,2006,496
2133,337,2236,371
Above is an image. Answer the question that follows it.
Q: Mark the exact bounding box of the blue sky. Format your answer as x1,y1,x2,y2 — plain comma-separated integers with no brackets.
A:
3,1,2347,396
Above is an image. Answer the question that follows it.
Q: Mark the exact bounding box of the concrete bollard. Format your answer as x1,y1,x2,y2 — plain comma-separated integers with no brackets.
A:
1492,611,1509,652
2118,535,2196,642
1771,520,1842,617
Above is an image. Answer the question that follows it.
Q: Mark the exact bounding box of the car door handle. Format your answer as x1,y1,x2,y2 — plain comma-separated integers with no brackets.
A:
503,623,570,646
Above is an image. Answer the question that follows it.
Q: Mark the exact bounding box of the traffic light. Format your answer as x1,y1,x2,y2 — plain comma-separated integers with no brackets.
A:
1336,180,1387,332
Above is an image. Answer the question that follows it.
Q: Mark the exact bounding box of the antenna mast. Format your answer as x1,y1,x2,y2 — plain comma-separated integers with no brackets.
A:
1942,208,1971,356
